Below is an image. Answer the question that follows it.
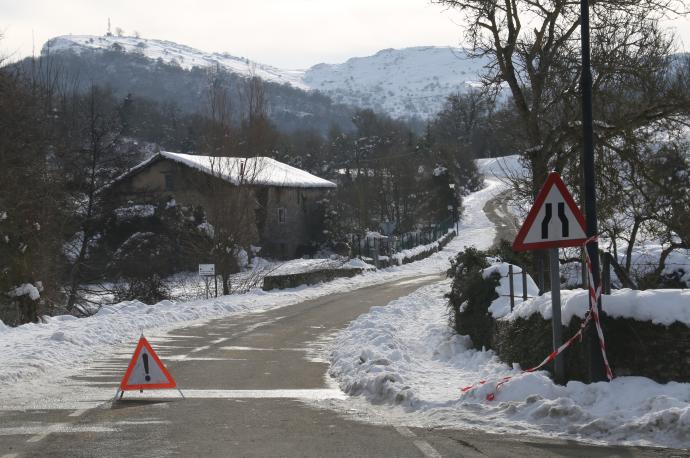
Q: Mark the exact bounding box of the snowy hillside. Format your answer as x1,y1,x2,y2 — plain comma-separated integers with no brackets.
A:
43,36,488,121
43,35,309,90
303,47,489,120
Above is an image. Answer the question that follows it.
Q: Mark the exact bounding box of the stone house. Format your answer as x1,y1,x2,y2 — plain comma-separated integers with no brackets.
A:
105,151,336,259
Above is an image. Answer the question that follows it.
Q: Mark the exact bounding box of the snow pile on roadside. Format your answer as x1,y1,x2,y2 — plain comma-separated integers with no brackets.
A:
0,177,507,387
479,260,690,325
505,287,690,326
329,281,690,448
269,258,346,275
341,258,375,270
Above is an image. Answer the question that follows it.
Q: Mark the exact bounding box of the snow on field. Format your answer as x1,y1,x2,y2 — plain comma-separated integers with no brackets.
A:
328,280,690,449
0,177,506,407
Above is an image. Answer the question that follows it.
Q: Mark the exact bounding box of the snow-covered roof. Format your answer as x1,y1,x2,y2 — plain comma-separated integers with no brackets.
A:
129,152,336,189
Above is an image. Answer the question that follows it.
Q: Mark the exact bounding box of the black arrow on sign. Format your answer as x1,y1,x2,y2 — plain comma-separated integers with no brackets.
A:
558,202,569,237
542,203,552,239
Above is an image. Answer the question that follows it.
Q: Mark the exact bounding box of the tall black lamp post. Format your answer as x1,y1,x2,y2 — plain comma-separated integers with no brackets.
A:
580,0,607,382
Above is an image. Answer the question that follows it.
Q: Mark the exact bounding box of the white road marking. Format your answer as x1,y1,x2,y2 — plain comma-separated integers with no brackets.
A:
413,440,443,458
26,424,60,443
166,356,247,361
189,345,211,353
1,453,19,458
394,426,443,458
220,346,307,352
395,426,416,438
211,337,228,344
119,389,347,400
68,409,87,417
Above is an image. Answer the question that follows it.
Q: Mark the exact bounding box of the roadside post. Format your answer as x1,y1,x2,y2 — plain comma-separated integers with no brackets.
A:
512,172,588,385
199,263,216,299
580,0,607,383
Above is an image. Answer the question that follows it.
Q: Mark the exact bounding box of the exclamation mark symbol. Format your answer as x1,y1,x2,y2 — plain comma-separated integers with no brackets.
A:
142,353,151,382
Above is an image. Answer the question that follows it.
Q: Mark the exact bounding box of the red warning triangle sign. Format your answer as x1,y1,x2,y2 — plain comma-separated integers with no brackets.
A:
513,172,587,252
119,336,177,391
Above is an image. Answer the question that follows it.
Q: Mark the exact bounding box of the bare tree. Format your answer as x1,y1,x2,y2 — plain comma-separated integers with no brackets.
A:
434,0,689,193
242,70,278,156
61,85,136,313
191,157,262,294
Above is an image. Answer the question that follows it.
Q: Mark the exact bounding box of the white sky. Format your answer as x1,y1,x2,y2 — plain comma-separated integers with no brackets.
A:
1,0,689,69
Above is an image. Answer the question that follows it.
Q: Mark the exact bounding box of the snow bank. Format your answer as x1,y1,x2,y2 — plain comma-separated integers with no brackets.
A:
341,258,375,270
505,287,690,327
329,281,690,449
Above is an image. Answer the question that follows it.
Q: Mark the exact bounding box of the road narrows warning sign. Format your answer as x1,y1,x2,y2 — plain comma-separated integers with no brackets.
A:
513,172,587,251
115,336,179,399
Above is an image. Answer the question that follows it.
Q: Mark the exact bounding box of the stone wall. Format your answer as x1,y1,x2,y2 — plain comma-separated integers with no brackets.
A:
456,279,690,383
363,230,457,268
262,267,365,291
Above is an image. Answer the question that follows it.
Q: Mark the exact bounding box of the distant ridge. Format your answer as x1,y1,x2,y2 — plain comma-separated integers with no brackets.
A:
43,35,489,121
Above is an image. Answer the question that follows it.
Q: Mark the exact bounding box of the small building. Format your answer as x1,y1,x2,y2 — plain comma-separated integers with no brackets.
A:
105,151,336,259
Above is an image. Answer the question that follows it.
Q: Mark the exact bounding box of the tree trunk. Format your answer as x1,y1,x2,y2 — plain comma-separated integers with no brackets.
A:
222,272,230,295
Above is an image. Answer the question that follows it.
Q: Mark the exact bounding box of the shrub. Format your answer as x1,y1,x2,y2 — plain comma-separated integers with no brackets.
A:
446,248,500,349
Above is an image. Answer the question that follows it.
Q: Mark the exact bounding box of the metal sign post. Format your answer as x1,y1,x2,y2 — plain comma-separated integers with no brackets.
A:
514,172,588,385
198,264,216,299
548,248,565,384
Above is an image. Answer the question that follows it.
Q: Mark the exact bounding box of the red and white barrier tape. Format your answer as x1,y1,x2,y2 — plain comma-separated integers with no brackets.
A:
460,236,613,401
583,235,614,381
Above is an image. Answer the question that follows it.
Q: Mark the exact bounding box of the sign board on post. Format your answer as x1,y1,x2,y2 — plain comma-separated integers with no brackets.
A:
199,264,217,298
512,172,587,385
512,172,587,252
198,264,215,276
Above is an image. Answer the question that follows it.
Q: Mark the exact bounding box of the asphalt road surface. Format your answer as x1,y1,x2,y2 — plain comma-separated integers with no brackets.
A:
0,273,679,457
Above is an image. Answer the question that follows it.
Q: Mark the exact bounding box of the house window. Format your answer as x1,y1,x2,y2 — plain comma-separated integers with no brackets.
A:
164,173,175,191
278,207,286,224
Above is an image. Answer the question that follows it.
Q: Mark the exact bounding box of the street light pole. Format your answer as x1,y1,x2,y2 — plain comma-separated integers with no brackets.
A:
580,0,607,382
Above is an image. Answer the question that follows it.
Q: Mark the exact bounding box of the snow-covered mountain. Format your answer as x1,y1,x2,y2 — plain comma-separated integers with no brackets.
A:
43,35,488,121
303,47,489,120
43,35,309,90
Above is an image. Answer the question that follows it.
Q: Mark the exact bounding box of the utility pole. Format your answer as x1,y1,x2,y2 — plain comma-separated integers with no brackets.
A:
580,0,607,382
